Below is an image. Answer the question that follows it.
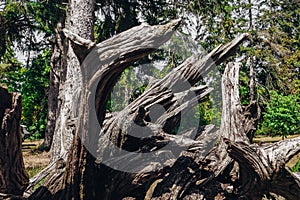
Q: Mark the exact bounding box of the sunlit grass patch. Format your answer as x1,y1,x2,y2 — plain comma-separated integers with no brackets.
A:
26,165,46,178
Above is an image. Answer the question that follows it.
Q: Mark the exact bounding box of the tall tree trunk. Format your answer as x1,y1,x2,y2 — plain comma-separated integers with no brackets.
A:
50,0,95,161
43,22,64,151
27,0,96,197
248,0,255,102
0,86,29,196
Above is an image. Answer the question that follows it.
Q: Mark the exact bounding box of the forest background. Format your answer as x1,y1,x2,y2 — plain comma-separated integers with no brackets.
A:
0,0,299,168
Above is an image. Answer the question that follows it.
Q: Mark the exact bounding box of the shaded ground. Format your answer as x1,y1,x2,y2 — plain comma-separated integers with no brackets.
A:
22,140,50,178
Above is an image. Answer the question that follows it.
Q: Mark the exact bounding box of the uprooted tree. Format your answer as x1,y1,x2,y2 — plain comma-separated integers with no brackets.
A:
23,4,300,200
2,0,299,199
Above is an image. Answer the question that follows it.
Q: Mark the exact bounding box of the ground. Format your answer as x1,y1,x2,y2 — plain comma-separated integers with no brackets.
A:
22,140,50,178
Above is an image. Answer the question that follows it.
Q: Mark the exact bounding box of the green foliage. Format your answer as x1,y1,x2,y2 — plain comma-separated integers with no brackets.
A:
257,91,300,138
249,0,300,100
186,0,300,137
26,1,65,36
23,51,50,140
0,50,50,140
94,0,139,42
0,1,63,60
292,159,300,172
1,0,299,140
0,1,64,140
107,67,141,112
94,0,177,43
0,1,29,60
196,99,221,127
0,66,21,91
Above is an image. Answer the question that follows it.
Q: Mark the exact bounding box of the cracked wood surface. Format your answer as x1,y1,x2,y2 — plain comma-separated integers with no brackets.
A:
26,20,300,200
0,86,29,196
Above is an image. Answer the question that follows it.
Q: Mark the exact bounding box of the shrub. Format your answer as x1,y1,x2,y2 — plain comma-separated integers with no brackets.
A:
257,91,300,138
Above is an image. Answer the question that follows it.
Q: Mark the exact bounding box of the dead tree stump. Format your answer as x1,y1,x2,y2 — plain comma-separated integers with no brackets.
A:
0,86,29,196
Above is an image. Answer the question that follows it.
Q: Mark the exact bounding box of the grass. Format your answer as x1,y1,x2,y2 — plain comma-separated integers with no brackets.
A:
26,166,46,178
292,159,300,172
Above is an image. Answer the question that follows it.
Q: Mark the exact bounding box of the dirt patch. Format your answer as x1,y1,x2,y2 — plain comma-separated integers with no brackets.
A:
253,134,300,144
22,140,50,177
22,150,50,169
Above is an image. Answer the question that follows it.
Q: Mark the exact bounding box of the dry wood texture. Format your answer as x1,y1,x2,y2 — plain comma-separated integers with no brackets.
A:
27,20,300,200
0,86,28,196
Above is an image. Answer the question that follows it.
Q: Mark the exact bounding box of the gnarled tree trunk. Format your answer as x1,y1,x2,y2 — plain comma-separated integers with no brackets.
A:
27,8,300,200
0,86,28,197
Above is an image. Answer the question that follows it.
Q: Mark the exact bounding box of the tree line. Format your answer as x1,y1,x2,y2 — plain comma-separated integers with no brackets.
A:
1,0,299,143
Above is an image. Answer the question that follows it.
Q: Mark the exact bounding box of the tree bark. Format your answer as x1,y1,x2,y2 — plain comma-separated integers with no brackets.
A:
27,13,300,200
29,18,181,199
43,22,64,151
50,0,95,161
0,86,29,196
248,0,255,103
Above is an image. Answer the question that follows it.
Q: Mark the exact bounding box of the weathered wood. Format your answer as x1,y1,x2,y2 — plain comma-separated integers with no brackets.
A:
80,50,251,199
219,63,300,199
29,19,182,200
0,86,29,195
28,19,300,200
43,22,64,151
93,61,298,199
226,138,300,199
204,62,259,178
63,28,96,50
95,34,249,164
120,62,260,199
50,0,95,162
28,28,254,199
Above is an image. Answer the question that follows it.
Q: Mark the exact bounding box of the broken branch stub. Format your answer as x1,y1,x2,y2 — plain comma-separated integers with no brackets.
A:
94,34,250,173
73,19,182,164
